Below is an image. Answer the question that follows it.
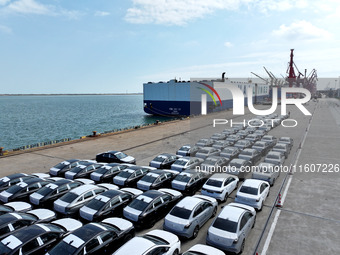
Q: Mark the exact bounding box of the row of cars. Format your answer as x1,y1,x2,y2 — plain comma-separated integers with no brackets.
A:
0,114,294,255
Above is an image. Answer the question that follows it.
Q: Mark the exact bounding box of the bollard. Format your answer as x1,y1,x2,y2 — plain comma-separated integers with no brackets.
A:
92,131,97,137
0,147,3,156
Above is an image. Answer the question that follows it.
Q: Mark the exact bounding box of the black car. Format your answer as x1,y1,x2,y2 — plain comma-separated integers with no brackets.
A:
136,170,178,191
123,189,182,228
29,179,92,208
96,151,136,164
79,188,142,222
0,202,32,215
49,159,80,177
113,166,155,187
64,162,105,180
238,148,262,165
90,163,133,183
171,170,208,195
0,178,51,203
0,173,31,192
219,146,241,160
0,209,56,239
47,218,135,255
0,223,69,255
176,145,200,157
149,153,178,169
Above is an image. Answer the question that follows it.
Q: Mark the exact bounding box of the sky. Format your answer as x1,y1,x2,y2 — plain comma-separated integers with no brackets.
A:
0,0,340,93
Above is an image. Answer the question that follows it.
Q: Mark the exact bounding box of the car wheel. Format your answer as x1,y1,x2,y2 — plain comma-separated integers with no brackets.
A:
271,178,275,186
238,240,245,254
172,249,179,255
258,202,263,211
124,233,133,243
211,207,217,218
192,226,199,239
252,216,256,228
223,192,229,202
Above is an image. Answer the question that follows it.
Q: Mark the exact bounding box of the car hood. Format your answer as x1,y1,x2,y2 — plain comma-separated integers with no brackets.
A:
6,202,32,212
52,218,83,232
120,156,135,163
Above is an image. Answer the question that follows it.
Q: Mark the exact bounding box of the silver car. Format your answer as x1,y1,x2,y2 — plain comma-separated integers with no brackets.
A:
264,151,285,165
206,202,256,254
195,138,215,147
195,147,221,160
272,143,291,158
212,140,233,150
278,137,294,150
170,157,203,172
252,162,280,186
163,195,218,239
210,133,227,140
261,135,277,147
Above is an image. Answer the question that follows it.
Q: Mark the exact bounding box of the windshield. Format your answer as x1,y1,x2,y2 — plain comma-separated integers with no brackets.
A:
36,186,53,196
267,154,279,159
254,143,264,148
229,162,242,168
115,152,127,159
206,179,223,187
198,149,209,154
213,218,238,233
173,159,188,166
69,167,83,174
204,159,217,165
128,199,149,211
116,171,132,178
174,175,191,183
48,241,78,255
170,206,191,219
241,151,252,156
60,193,78,203
140,175,157,183
6,185,24,194
179,146,190,151
152,156,166,162
54,162,67,169
86,199,106,210
239,186,258,195
0,243,11,254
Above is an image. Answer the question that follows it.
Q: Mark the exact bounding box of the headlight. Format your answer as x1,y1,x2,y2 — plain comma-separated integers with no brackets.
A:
184,222,192,228
233,238,239,243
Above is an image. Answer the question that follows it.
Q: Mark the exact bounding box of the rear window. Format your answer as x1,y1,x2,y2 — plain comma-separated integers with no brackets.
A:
206,179,223,187
169,206,192,219
239,186,258,195
213,218,238,233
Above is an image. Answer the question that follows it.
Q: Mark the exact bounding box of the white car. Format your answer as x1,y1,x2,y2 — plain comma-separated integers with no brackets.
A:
201,174,239,202
113,229,181,255
206,202,256,254
235,179,270,210
182,244,225,255
264,151,285,165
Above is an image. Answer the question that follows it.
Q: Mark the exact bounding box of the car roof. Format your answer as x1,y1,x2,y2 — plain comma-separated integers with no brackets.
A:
210,173,234,180
242,179,263,188
107,151,119,154
218,205,245,222
99,189,122,198
114,236,154,254
18,177,44,185
72,223,108,240
143,190,163,199
9,223,59,243
50,179,74,186
267,151,281,156
70,184,98,195
146,170,165,176
174,196,202,210
241,148,256,153
230,158,247,163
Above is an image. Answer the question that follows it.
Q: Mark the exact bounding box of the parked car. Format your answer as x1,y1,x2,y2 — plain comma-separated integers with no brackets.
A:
252,162,280,186
219,146,241,160
113,229,181,255
79,188,142,222
245,133,261,143
261,135,277,147
113,166,155,187
234,139,253,150
64,161,105,180
195,138,214,147
235,130,248,139
238,148,261,165
222,128,237,135
0,209,56,239
212,140,233,150
201,173,239,202
0,177,51,203
0,202,32,215
137,170,178,191
0,173,30,192
195,147,221,160
252,141,272,156
264,151,285,165
149,153,178,169
226,134,241,144
210,133,227,140
258,125,271,133
253,129,266,137
272,143,291,158
170,157,204,172
90,163,133,183
163,195,218,239
278,137,294,150
200,156,229,172
226,159,252,180
29,178,94,208
123,188,182,228
47,218,135,255
49,159,80,177
244,126,257,134
235,179,270,210
206,202,256,254
96,151,136,164
0,222,75,255
176,145,200,157
181,244,225,255
171,170,208,195
53,184,118,217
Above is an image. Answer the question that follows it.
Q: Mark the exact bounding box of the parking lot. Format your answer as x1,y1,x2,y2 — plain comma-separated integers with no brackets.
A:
0,98,339,254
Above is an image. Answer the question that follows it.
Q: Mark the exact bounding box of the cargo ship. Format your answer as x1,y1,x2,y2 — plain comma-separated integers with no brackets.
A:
143,73,270,116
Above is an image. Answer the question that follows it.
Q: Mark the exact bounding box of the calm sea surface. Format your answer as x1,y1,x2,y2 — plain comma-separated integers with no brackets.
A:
0,95,174,150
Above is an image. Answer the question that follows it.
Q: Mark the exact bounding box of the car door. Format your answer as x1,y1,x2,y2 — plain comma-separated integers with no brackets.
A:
39,232,61,253
193,204,205,227
83,237,101,254
225,177,236,194
98,231,119,252
146,246,170,255
201,202,213,223
242,211,254,236
20,237,41,255
238,214,248,243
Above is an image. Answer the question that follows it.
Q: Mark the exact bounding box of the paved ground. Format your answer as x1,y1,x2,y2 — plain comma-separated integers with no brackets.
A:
0,98,339,254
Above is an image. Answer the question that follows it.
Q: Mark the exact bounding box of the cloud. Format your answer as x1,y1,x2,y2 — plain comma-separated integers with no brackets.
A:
0,0,10,6
0,24,11,33
272,20,331,41
224,41,233,47
95,11,110,17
